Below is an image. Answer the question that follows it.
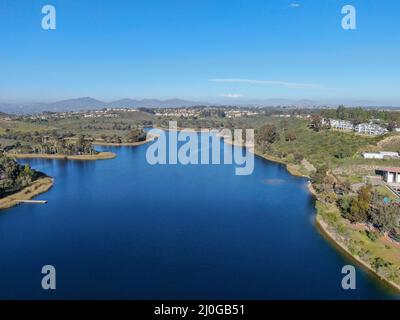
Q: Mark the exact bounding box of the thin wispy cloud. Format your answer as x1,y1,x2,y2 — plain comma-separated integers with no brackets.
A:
210,78,321,90
220,93,243,98
287,3,301,9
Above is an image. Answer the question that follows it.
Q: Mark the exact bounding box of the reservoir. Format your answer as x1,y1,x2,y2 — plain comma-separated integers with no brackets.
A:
0,131,398,299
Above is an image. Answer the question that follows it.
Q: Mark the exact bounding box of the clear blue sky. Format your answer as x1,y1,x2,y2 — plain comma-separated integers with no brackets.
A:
0,0,399,104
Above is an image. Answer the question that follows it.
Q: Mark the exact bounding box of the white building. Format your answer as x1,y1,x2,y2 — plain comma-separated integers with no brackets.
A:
329,119,354,130
377,168,400,184
363,151,399,159
363,153,384,159
355,123,388,136
380,151,399,158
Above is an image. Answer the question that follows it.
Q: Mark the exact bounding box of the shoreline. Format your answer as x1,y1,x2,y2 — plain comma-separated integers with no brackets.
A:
254,150,310,178
306,169,400,293
7,152,116,161
242,140,400,293
315,213,400,293
151,126,400,291
92,134,158,147
93,140,149,147
0,177,54,211
221,135,308,179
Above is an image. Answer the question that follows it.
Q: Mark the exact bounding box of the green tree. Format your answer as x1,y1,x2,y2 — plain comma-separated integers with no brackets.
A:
256,124,279,145
309,114,322,132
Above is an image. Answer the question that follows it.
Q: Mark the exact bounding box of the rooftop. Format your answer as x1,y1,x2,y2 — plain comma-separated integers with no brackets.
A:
378,168,400,173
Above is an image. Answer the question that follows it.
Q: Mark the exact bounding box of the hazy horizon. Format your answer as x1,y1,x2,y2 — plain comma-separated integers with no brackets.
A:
1,96,400,109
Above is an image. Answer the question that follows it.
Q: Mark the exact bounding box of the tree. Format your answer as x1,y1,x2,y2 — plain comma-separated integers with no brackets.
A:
371,257,391,273
370,203,400,233
309,114,322,132
257,124,279,144
256,124,279,152
312,165,329,185
335,146,352,159
341,185,372,223
126,128,146,142
348,199,369,223
293,152,303,163
387,121,398,132
0,153,39,197
285,131,296,142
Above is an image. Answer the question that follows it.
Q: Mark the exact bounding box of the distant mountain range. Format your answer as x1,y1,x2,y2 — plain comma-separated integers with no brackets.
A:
0,97,399,114
0,98,205,114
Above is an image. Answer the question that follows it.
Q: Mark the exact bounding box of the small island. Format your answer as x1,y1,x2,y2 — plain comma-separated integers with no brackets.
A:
0,152,53,210
4,134,117,161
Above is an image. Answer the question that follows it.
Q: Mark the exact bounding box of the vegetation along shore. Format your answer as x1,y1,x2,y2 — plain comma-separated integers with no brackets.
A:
0,151,54,210
0,177,53,210
7,151,116,161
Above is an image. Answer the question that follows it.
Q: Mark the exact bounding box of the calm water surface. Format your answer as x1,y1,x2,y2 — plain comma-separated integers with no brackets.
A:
0,132,398,299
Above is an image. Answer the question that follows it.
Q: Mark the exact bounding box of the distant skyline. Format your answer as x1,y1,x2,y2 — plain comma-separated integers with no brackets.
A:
1,0,400,104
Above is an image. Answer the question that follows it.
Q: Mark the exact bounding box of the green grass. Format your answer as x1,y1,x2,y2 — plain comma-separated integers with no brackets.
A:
375,185,399,201
318,200,400,285
258,119,382,169
0,120,52,134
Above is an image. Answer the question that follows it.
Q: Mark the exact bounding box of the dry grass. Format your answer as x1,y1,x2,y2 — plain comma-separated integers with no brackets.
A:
7,152,116,161
0,177,54,210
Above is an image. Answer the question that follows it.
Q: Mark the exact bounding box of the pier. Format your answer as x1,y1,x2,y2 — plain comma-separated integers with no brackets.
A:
14,200,48,204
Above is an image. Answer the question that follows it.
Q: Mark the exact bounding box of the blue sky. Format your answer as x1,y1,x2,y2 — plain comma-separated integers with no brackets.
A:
0,0,399,104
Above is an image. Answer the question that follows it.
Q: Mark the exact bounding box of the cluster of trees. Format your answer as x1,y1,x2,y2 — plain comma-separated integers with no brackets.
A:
338,185,372,223
2,125,147,150
12,135,96,156
254,122,303,164
0,152,38,197
126,129,147,142
78,122,137,131
313,166,400,238
256,124,280,152
337,185,399,236
309,114,324,132
100,128,146,143
0,130,74,144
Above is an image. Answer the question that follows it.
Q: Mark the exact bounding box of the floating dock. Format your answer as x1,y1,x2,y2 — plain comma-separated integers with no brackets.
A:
14,200,48,204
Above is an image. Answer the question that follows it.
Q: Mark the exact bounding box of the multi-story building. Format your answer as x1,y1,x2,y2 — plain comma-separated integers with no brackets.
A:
329,119,354,130
355,123,388,136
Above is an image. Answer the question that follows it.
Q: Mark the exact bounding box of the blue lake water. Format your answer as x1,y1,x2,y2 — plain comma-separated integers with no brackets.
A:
0,131,398,299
